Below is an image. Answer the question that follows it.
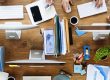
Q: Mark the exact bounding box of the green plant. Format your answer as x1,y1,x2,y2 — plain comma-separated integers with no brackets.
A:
94,46,110,62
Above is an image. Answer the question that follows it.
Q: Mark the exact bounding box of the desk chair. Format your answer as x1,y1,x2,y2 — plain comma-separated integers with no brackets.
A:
53,71,70,80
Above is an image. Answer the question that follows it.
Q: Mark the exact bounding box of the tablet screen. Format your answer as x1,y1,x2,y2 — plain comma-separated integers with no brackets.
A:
30,6,42,22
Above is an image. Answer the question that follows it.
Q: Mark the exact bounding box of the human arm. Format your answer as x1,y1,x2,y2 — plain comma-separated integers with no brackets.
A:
62,0,73,13
46,0,54,5
94,0,103,8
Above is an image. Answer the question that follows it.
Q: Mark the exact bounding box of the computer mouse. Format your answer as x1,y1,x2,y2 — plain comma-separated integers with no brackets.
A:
65,4,71,13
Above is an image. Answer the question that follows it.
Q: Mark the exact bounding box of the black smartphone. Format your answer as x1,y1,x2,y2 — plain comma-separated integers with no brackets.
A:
30,6,42,22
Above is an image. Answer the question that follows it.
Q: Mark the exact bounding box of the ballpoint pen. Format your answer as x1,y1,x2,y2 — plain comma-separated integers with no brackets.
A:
9,65,20,67
45,3,53,9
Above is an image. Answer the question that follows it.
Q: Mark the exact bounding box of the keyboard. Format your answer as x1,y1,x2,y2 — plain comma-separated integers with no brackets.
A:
0,5,24,19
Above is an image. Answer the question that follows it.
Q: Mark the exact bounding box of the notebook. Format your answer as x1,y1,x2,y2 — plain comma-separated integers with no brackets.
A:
0,5,23,19
77,0,107,18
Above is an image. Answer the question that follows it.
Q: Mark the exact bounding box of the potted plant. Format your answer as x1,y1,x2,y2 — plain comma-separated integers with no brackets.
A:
94,46,110,62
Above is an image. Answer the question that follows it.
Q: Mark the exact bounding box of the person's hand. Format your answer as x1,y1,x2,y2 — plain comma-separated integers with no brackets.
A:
62,0,73,13
94,0,103,8
46,0,54,5
106,16,110,23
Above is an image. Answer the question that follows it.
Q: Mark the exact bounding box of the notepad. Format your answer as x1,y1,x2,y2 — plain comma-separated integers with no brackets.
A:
74,65,82,73
77,0,107,18
0,5,23,19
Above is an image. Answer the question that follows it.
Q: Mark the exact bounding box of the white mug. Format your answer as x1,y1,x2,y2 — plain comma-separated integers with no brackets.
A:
70,16,79,25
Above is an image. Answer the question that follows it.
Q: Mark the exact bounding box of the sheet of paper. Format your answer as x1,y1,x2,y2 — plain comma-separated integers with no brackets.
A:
86,64,105,80
107,70,110,80
0,72,9,80
77,0,107,18
23,76,51,80
44,29,55,55
74,65,82,73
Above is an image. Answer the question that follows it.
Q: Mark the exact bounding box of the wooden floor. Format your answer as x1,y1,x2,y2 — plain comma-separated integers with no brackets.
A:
1,0,110,80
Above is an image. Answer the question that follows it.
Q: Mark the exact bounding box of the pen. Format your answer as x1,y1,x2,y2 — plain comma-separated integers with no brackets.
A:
9,65,20,67
45,4,52,9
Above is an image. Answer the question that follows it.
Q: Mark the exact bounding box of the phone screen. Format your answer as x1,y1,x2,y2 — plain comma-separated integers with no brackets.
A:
30,6,42,22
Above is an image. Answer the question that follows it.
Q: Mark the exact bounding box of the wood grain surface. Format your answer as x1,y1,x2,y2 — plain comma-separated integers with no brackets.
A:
0,0,110,80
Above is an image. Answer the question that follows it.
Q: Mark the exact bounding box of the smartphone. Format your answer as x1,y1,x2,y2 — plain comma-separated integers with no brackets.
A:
30,6,42,22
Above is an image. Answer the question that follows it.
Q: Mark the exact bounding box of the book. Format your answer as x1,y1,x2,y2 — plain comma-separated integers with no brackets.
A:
54,15,61,55
0,46,4,71
64,17,70,53
54,16,69,55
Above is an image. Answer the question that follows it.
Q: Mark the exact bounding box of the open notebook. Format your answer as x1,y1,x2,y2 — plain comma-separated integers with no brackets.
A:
77,0,107,18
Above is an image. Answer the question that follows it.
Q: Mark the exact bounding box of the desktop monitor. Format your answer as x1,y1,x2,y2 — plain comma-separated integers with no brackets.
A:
78,30,110,41
0,22,38,30
29,50,45,60
78,23,110,41
92,31,109,40
6,50,66,64
5,30,21,39
0,22,38,39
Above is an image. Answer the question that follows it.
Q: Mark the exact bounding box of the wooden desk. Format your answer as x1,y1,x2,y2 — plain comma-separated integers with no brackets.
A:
1,0,110,80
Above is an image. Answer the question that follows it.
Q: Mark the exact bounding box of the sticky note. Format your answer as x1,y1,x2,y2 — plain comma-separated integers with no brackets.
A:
75,28,86,36
74,65,82,73
80,69,86,75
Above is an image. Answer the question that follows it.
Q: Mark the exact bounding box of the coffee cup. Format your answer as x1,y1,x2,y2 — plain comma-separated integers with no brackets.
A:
8,76,15,80
70,16,79,25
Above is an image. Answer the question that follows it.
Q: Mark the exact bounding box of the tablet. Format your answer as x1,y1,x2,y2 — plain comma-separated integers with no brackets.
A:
30,6,42,22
